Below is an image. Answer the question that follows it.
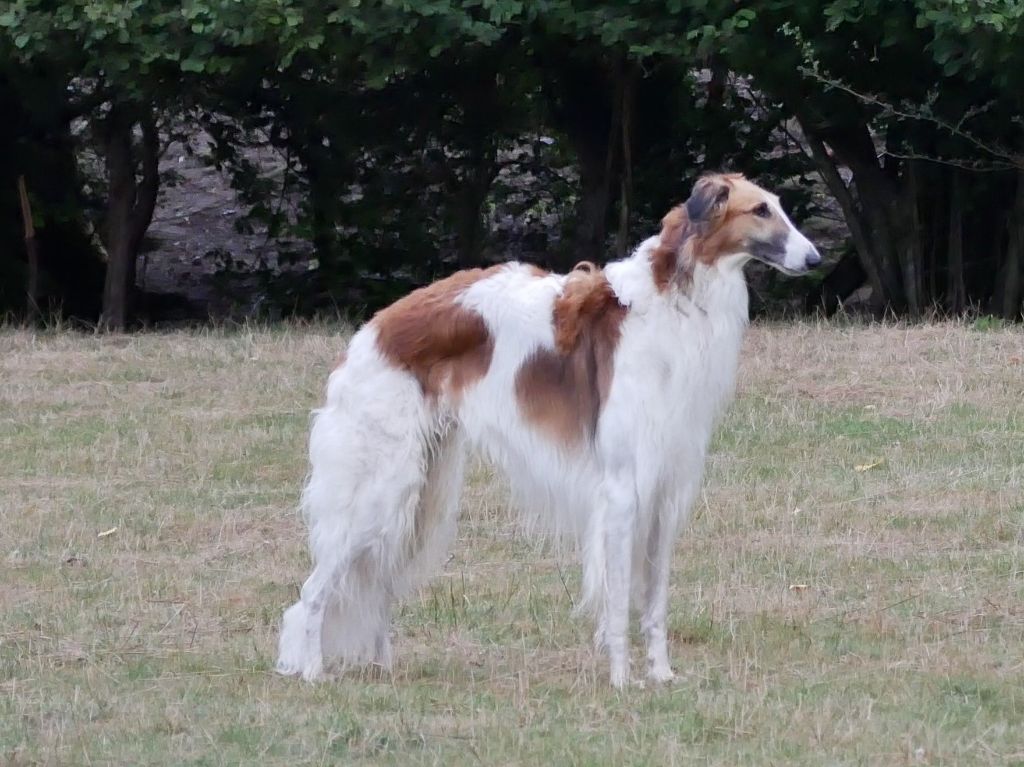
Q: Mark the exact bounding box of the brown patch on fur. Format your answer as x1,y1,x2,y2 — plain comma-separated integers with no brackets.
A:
651,173,790,291
515,269,627,445
650,205,690,292
373,267,501,400
552,269,622,354
525,264,550,278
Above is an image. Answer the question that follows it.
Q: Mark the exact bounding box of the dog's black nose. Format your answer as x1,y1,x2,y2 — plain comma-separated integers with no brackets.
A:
805,249,822,270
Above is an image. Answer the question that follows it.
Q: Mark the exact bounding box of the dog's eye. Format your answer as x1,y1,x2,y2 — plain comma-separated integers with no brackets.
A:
753,203,771,218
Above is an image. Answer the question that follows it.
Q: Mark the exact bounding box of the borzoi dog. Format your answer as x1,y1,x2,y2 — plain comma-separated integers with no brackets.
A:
276,173,821,687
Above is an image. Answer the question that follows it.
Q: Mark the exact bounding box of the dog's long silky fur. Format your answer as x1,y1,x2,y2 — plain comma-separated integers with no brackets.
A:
276,173,821,687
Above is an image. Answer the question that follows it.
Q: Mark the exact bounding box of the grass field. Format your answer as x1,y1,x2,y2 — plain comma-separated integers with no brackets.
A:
1,321,1022,766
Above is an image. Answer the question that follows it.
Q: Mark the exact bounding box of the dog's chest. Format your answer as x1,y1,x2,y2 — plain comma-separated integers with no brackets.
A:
615,289,747,443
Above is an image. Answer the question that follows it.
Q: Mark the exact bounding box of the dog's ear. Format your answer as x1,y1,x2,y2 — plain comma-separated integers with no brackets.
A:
684,176,730,227
651,204,695,291
658,206,688,255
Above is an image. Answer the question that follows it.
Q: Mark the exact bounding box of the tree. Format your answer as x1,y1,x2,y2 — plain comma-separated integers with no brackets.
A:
711,0,1024,317
0,0,325,328
4,0,1021,323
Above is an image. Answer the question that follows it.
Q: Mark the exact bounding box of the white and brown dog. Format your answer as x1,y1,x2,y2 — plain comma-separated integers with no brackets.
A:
277,173,821,687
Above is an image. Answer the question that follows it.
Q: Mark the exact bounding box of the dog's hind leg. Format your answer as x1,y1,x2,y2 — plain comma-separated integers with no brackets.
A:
276,554,350,681
314,439,429,675
320,422,466,674
277,356,433,679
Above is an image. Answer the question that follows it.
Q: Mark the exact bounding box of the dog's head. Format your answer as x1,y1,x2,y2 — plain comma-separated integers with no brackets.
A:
652,173,821,289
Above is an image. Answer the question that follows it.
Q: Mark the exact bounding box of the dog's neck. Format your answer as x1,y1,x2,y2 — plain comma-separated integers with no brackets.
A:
604,236,750,323
688,255,750,318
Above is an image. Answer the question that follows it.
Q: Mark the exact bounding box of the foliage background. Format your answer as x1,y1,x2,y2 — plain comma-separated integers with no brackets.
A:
2,1,1023,327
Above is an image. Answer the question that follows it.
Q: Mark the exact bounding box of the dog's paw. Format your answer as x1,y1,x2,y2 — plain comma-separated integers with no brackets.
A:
646,665,676,684
300,659,324,682
274,658,302,677
609,665,629,689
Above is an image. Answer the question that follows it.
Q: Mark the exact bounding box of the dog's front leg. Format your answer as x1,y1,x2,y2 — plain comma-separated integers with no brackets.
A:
602,473,638,688
641,507,677,683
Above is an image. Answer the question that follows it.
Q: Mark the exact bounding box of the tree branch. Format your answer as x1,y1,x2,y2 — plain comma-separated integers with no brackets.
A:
802,68,1023,169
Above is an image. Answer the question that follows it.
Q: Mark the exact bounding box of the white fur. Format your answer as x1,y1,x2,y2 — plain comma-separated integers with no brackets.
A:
277,239,755,687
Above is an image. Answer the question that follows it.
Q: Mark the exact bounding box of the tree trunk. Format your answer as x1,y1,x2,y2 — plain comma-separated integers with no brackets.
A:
705,59,727,113
541,52,618,269
702,60,729,170
568,139,610,266
17,175,40,321
99,108,136,331
300,133,344,285
946,169,966,314
453,140,498,269
308,176,339,276
926,171,942,306
134,115,160,255
847,178,906,311
899,160,923,317
806,250,867,315
799,122,882,309
614,66,635,259
999,170,1024,320
801,116,907,312
2,69,106,320
99,105,159,331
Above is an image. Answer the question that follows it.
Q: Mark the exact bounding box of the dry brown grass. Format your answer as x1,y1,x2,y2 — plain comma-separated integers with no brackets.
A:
1,320,1022,765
